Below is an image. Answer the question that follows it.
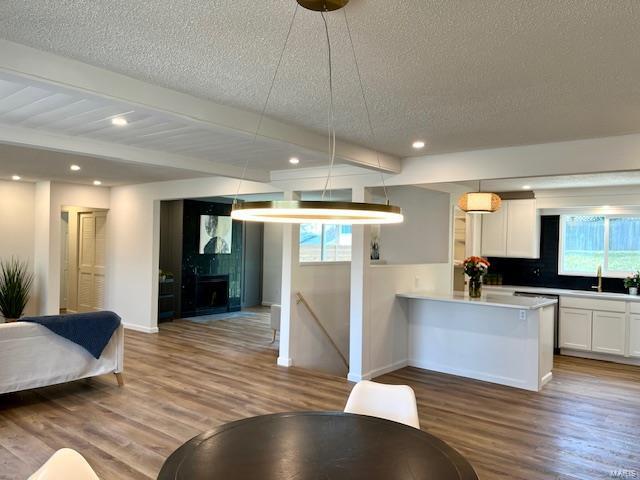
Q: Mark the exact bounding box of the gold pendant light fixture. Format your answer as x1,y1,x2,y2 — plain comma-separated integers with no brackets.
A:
231,0,403,225
457,181,502,214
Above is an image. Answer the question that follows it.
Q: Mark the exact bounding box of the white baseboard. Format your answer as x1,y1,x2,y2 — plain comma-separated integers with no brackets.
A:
347,360,409,383
123,322,159,334
277,357,292,367
540,371,553,388
347,372,366,382
409,358,536,391
560,349,640,366
262,301,275,307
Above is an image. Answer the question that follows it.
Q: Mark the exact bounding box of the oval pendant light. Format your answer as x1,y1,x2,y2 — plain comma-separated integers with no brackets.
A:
231,200,403,224
231,0,403,225
457,181,502,214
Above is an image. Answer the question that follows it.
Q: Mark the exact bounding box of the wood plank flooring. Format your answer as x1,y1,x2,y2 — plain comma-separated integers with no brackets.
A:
1,313,639,479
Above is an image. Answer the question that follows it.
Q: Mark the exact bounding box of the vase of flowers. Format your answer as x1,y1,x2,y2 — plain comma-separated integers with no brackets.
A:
463,256,490,298
624,272,640,295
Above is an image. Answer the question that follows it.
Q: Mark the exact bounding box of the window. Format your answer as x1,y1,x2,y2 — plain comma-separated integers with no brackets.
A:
299,224,352,262
559,215,640,276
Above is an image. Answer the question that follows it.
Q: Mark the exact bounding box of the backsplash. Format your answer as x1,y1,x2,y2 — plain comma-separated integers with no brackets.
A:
487,215,626,293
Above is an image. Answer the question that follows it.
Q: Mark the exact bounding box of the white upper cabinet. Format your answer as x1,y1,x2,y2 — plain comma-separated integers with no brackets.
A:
481,199,540,258
480,203,507,257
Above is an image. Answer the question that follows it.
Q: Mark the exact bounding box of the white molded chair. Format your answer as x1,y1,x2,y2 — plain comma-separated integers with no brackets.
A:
344,380,421,429
28,449,99,480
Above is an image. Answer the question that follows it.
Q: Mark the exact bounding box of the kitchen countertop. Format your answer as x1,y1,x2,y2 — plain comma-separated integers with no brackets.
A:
397,291,557,310
483,285,640,302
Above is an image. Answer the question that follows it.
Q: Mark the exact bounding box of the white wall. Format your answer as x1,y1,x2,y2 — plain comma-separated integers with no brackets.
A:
378,186,451,264
106,177,279,332
262,223,283,305
291,262,351,377
362,263,452,380
0,181,36,317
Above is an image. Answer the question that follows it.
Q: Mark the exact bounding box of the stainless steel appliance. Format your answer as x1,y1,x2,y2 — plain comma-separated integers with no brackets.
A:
514,291,560,354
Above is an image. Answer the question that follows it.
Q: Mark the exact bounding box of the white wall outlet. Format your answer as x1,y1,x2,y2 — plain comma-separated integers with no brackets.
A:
519,310,527,320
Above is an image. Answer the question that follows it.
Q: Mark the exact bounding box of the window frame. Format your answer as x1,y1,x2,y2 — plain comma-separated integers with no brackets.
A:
558,213,640,278
298,223,352,264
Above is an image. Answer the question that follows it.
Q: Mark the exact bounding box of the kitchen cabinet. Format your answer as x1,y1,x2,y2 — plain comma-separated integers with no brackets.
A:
559,307,592,351
481,199,540,258
630,314,640,358
591,311,625,355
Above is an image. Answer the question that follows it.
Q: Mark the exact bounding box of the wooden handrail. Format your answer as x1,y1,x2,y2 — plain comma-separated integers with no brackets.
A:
295,292,349,370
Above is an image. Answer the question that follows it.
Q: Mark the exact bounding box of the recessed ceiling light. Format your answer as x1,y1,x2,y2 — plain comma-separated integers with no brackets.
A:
93,180,102,186
289,157,300,165
111,117,128,126
522,185,532,190
11,175,20,181
70,164,81,171
412,140,426,149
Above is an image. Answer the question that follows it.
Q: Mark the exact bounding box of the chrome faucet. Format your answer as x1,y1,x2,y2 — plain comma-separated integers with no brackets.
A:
591,265,603,293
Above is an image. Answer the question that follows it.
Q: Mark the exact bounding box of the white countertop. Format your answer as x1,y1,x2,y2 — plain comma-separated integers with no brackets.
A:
397,291,557,310
483,285,640,302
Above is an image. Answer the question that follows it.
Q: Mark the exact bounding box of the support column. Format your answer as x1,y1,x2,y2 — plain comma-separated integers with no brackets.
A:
348,187,371,381
277,191,300,367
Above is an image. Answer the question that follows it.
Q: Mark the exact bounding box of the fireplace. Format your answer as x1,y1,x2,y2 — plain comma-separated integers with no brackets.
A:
195,275,229,315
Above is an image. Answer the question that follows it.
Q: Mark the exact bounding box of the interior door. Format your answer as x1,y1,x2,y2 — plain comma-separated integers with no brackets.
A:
77,211,107,312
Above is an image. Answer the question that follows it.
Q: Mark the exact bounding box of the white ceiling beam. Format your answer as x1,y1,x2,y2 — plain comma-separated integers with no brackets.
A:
391,133,640,186
0,124,270,183
0,39,401,174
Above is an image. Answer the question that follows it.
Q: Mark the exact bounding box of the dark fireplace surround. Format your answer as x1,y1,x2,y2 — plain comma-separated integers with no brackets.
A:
195,275,230,315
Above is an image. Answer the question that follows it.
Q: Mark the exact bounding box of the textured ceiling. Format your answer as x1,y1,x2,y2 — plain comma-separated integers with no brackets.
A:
0,143,210,186
1,1,640,157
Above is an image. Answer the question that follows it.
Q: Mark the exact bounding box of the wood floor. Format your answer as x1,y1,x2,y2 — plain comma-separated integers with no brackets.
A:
1,313,639,480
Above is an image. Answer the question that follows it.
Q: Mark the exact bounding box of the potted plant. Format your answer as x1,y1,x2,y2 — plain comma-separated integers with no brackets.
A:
0,257,34,322
624,272,640,295
463,256,491,298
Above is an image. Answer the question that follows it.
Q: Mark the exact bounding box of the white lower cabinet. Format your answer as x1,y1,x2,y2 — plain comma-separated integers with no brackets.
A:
591,311,626,356
630,314,640,358
559,308,592,351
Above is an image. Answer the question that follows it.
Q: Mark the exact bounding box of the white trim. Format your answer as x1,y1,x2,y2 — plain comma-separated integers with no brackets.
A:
123,322,159,334
277,356,293,367
299,261,351,266
560,349,640,366
409,358,537,391
363,360,409,380
539,371,553,388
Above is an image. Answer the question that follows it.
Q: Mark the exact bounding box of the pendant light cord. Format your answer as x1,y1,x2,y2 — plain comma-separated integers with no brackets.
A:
320,10,337,201
343,8,390,205
234,4,299,202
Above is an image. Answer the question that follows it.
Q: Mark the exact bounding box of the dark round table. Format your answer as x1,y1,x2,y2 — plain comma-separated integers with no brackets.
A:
158,412,478,480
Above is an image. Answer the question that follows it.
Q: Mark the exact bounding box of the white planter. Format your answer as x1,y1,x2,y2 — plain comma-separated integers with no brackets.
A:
629,287,638,296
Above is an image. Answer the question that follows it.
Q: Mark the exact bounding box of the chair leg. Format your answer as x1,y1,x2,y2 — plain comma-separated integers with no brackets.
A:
114,372,124,387
270,329,277,344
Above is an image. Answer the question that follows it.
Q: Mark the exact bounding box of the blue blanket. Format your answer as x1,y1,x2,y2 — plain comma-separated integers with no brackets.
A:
22,311,121,359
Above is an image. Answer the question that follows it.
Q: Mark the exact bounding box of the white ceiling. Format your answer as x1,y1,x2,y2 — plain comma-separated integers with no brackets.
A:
0,72,334,173
0,143,210,186
1,1,639,158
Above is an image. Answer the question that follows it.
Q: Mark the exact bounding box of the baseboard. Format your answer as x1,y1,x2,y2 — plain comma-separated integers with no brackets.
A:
366,360,409,380
123,323,159,334
262,302,275,307
409,358,536,391
277,357,292,367
540,371,553,388
347,372,365,382
560,349,640,366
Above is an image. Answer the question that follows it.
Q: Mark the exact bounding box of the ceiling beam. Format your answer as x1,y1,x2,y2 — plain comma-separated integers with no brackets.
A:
0,39,401,174
0,124,270,183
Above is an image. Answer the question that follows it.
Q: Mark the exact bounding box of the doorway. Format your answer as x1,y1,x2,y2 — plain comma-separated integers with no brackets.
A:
60,207,108,313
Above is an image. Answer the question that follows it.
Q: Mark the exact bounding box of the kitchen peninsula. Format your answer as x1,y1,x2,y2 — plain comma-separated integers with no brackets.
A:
397,292,557,391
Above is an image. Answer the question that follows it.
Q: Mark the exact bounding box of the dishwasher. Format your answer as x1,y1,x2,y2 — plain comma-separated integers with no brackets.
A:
514,291,560,354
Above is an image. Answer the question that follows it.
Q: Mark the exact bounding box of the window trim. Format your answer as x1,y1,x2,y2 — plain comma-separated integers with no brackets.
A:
558,214,640,278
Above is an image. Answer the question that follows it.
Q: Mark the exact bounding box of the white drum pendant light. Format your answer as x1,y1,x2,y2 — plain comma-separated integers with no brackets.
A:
457,181,502,214
231,0,403,225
